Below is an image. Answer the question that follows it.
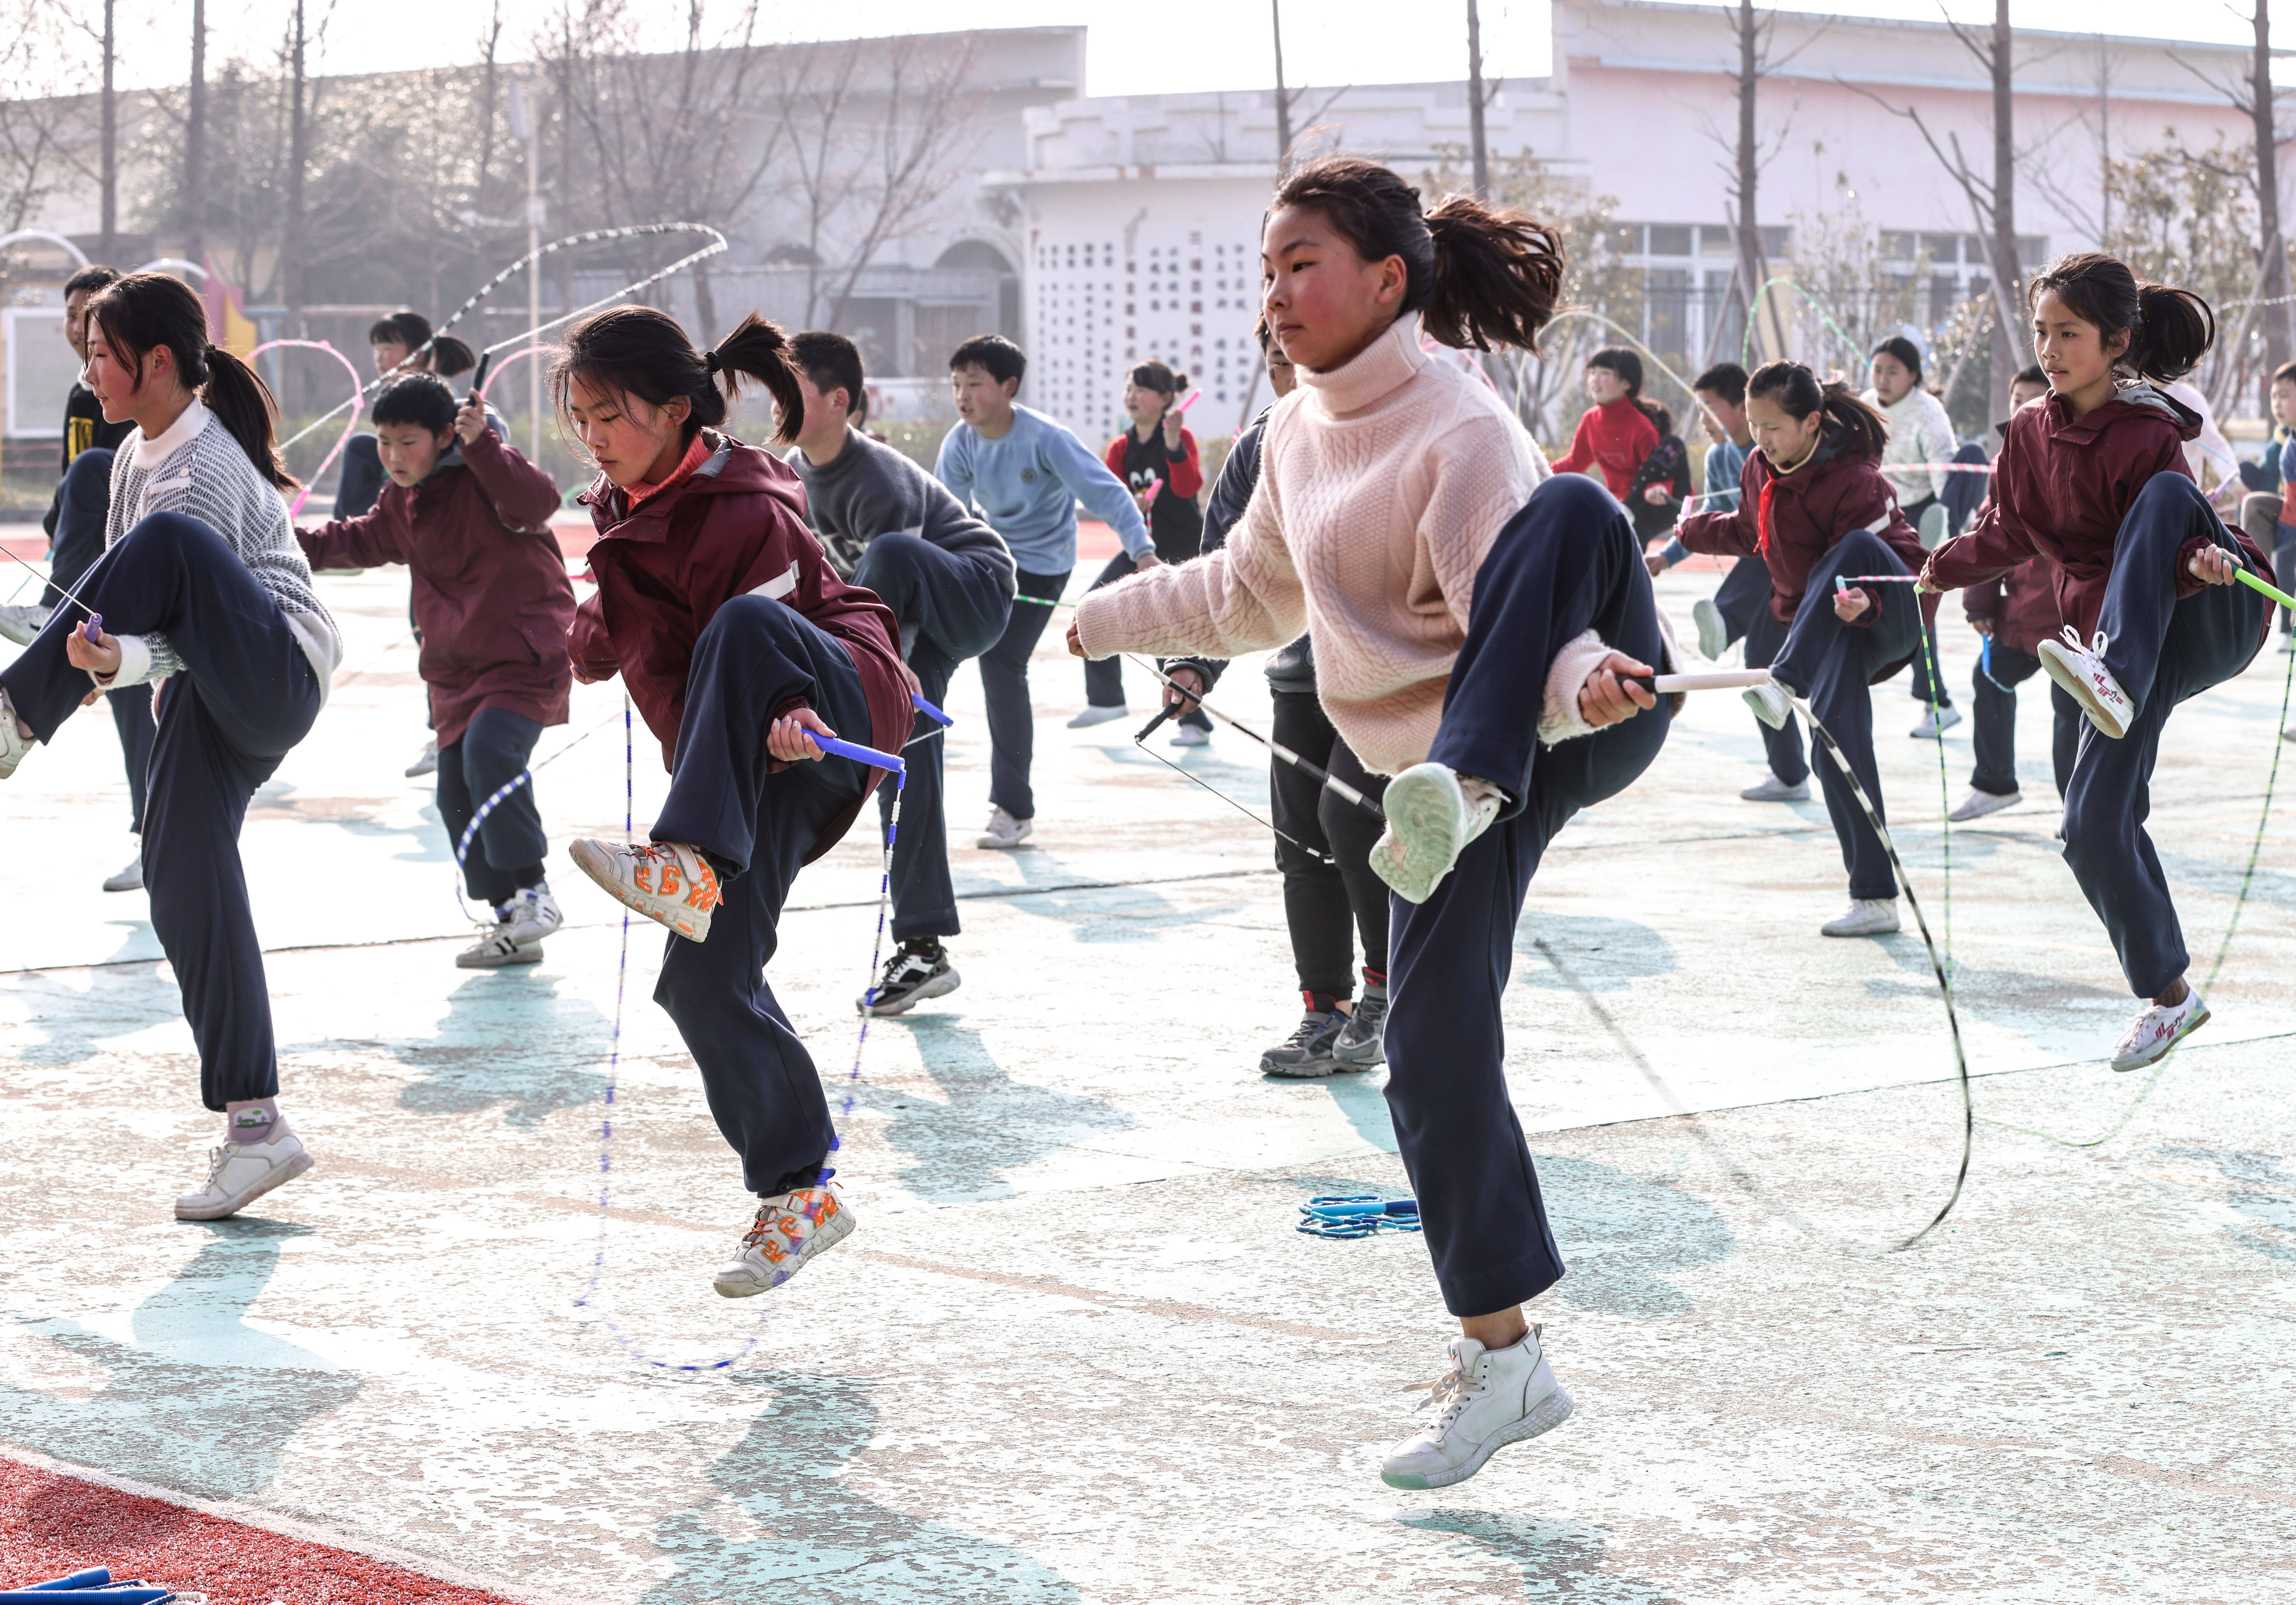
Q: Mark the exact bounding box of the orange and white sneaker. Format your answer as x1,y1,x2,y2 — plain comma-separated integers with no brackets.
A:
713,1185,855,1297
2039,627,2134,739
567,838,722,942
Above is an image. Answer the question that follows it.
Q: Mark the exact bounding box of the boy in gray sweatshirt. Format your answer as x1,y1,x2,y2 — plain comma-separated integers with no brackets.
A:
786,332,1018,1016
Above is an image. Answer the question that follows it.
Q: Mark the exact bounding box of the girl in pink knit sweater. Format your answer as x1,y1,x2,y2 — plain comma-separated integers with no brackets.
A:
1068,156,1680,1492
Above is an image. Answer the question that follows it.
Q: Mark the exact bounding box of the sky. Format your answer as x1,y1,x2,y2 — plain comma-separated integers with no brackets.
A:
95,0,2265,100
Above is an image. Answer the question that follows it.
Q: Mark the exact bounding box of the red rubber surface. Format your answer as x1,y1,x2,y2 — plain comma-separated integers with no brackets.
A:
0,1458,522,1604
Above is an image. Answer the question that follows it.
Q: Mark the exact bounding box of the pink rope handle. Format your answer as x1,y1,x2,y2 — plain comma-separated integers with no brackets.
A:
251,338,365,519
1174,387,1203,414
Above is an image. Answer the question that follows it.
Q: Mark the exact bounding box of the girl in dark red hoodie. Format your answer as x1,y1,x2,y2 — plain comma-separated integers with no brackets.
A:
1923,253,2274,1072
553,307,912,1301
1676,361,1932,939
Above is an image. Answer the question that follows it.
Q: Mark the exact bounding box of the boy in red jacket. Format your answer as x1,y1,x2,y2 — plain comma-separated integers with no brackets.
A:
556,307,911,1300
298,372,575,967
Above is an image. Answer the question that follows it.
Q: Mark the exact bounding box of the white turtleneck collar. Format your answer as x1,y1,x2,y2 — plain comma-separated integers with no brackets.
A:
1298,316,1428,417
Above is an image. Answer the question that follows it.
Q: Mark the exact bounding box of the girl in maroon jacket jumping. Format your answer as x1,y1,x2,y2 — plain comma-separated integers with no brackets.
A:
298,372,574,970
1923,253,2275,1072
553,307,912,1301
1676,362,1932,939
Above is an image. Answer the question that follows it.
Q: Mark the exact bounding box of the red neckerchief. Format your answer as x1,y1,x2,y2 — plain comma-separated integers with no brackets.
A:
1757,477,1775,562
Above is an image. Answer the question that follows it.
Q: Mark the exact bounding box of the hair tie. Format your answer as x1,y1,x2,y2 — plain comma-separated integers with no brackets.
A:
703,349,722,375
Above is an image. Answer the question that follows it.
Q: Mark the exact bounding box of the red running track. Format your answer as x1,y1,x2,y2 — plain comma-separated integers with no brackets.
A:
0,1456,524,1605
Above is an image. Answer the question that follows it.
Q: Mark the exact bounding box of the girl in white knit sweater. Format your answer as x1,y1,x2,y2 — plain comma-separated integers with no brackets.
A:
0,272,336,1226
1866,335,1963,733
1069,156,1678,1491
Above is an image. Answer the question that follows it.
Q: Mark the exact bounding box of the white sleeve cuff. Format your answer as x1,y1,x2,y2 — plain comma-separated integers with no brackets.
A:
93,632,156,691
1537,629,1611,746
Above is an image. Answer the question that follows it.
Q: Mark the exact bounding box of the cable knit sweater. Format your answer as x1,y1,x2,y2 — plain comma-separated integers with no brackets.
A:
1867,387,1957,505
98,399,341,699
1072,316,1548,775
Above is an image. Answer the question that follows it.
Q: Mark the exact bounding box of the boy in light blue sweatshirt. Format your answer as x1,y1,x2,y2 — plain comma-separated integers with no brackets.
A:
936,334,1152,847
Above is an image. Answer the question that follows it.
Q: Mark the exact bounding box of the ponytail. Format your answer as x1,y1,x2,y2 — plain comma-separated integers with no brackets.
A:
1273,156,1564,353
1747,359,1890,463
87,271,296,491
551,305,807,449
429,334,477,379
2028,250,2215,384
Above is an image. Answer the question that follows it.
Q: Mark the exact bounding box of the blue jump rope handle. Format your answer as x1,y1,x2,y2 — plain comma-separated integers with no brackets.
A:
25,1575,110,1592
1299,1195,1419,1220
810,733,906,773
911,692,954,726
81,611,102,643
0,1591,170,1604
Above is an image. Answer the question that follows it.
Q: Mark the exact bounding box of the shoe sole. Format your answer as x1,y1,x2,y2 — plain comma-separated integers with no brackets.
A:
2111,1005,2210,1072
1261,1054,1356,1078
175,1149,315,1221
1739,787,1810,803
1948,793,2022,823
458,943,545,969
714,1201,856,1297
859,968,961,1016
1066,708,1129,728
1693,602,1727,662
569,840,711,942
1330,1043,1386,1069
1821,920,1901,938
102,876,144,893
1375,768,1469,905
977,825,1034,850
1742,687,1792,730
2038,642,2131,739
1380,1383,1577,1490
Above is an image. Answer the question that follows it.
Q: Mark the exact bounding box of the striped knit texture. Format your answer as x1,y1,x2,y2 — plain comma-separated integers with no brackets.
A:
104,401,337,682
1072,317,1548,776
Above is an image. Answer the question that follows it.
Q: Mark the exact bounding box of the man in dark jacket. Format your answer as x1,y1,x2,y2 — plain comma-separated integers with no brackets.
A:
0,265,149,892
784,331,1017,1016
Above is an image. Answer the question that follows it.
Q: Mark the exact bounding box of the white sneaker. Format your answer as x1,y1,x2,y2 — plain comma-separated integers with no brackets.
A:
0,687,32,780
2109,988,2210,1072
102,850,144,892
0,603,52,646
1739,772,1809,802
567,838,720,942
2038,628,2134,739
1821,897,1901,937
457,884,564,968
1372,763,1503,904
1692,596,1728,661
1910,703,1963,739
713,1185,855,1297
405,738,439,778
1948,787,2022,822
1169,723,1210,747
1742,679,1793,730
1380,1327,1575,1490
175,1130,315,1221
1067,704,1129,729
977,806,1032,849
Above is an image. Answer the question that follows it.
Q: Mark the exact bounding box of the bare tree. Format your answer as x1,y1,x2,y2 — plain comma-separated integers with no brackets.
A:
2169,1,2291,406
0,2,91,238
186,0,207,264
1467,0,1490,197
770,32,984,330
1843,0,2025,407
1700,0,1825,359
282,0,313,317
547,0,787,334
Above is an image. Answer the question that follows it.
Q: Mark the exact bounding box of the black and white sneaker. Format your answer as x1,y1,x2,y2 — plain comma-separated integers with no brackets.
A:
1331,983,1388,1069
1260,1005,1348,1078
859,942,961,1016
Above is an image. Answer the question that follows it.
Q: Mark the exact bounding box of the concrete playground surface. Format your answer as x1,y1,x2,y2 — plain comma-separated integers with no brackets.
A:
2,553,2293,1603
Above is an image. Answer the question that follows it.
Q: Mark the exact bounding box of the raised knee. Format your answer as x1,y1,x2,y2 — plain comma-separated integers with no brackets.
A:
707,591,807,647
2132,470,2204,517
